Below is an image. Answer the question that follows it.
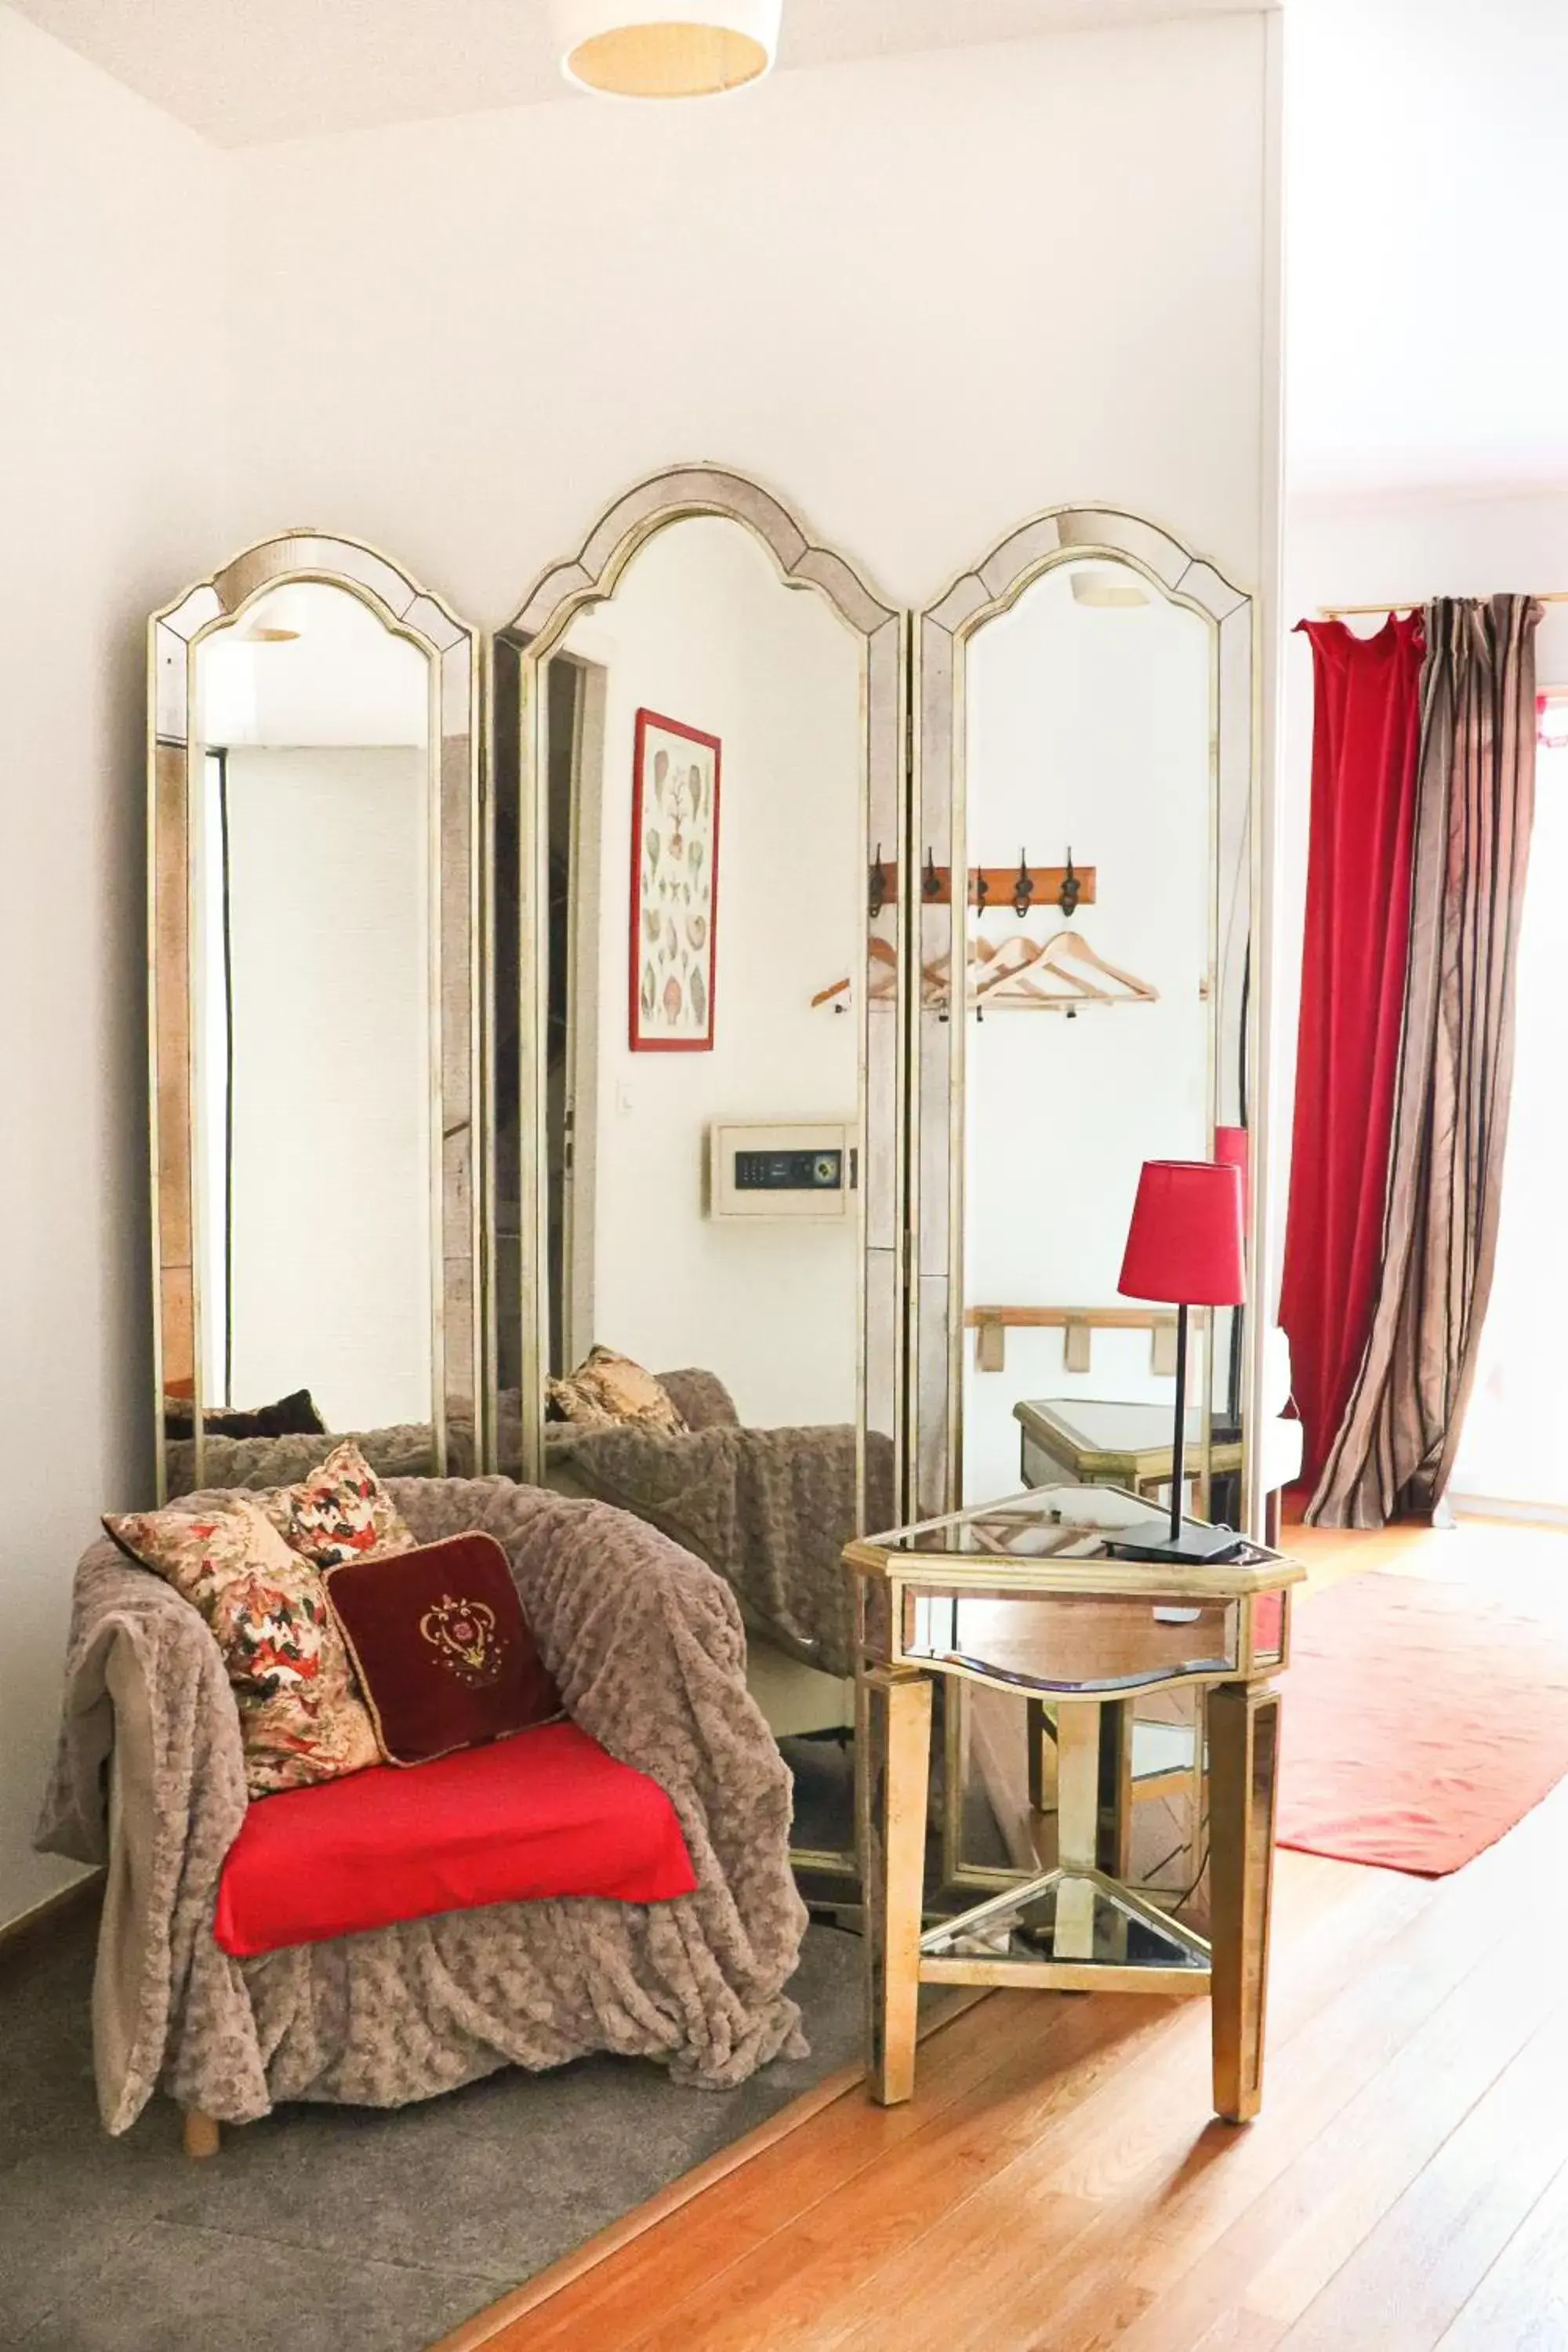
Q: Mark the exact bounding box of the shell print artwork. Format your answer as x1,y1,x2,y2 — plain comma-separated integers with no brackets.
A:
630,710,720,1051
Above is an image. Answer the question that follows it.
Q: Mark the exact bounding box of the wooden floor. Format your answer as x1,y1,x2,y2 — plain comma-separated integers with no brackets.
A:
452,1519,1568,2352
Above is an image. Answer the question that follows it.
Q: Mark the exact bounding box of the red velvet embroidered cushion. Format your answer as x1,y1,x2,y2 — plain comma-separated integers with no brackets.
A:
212,1721,699,1956
327,1530,562,1766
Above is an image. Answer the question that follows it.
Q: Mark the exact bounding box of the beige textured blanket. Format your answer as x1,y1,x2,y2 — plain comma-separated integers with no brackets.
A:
36,1479,809,2133
544,1423,894,1682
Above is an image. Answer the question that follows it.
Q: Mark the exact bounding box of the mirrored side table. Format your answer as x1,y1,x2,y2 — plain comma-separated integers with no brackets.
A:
844,1485,1304,2125
1014,1396,1246,1526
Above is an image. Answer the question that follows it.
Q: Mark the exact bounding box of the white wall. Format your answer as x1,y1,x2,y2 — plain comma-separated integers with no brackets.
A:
220,16,1279,616
216,747,434,1431
0,5,225,1925
961,564,1214,1499
564,517,862,1427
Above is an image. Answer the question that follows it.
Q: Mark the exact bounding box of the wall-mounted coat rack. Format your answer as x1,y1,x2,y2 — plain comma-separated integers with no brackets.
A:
866,848,1094,916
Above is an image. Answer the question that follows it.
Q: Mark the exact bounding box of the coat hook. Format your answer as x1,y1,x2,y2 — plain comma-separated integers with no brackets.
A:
972,866,989,913
923,848,942,901
1011,850,1035,920
868,845,886,920
1058,847,1081,918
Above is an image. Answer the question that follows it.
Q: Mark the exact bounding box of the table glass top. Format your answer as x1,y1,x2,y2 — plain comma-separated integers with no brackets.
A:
1015,1399,1229,1450
866,1485,1277,1568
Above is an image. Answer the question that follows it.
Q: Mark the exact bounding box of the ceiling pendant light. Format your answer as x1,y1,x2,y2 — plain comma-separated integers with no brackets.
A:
554,1,782,99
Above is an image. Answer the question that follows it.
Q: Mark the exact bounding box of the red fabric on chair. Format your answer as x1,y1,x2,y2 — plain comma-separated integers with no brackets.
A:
212,1720,697,1958
1280,615,1425,1495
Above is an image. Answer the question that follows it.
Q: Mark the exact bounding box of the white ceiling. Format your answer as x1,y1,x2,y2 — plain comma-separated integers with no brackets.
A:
8,0,1264,146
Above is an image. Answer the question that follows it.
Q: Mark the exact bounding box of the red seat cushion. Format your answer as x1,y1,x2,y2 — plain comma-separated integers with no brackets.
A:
212,1719,697,1958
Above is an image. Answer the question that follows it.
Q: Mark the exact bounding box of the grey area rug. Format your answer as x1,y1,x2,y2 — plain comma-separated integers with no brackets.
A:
0,1900,867,2352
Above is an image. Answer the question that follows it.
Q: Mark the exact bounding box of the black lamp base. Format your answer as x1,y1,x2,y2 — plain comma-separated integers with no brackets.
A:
1108,1520,1246,1566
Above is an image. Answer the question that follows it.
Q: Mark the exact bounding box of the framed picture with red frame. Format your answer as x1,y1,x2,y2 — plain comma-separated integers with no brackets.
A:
629,708,721,1051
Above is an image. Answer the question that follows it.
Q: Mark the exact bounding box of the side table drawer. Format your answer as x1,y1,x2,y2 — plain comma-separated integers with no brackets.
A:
898,1586,1239,1693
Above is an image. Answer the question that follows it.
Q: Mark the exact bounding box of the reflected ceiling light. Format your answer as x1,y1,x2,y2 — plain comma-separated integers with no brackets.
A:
553,0,782,97
1071,570,1149,609
238,585,307,643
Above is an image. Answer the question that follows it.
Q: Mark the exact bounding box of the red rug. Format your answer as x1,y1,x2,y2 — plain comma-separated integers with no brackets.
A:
1275,1570,1568,1875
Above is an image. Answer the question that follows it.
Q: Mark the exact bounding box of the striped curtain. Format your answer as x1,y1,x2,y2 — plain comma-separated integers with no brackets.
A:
1308,596,1541,1527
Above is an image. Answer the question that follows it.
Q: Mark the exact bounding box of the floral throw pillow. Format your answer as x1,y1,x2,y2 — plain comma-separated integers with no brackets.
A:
103,1499,379,1798
544,1347,688,1436
256,1439,417,1570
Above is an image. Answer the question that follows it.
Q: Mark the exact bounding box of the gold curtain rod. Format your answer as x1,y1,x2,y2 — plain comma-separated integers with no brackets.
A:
1318,593,1568,618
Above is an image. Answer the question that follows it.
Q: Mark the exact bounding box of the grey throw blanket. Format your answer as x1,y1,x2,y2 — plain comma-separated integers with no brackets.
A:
36,1479,808,2133
543,1423,894,1681
163,1420,477,1494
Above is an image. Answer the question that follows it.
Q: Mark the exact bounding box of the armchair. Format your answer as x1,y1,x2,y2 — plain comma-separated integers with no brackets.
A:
38,1479,808,2147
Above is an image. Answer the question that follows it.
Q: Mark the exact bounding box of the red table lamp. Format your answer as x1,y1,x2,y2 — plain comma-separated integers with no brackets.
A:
1113,1158,1247,1563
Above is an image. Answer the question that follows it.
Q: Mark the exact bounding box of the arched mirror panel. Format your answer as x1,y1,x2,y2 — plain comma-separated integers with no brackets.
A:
491,470,906,1869
909,509,1258,1897
149,534,480,1500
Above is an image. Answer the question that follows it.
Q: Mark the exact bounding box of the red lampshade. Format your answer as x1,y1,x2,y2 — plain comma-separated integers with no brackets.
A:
1213,1124,1250,1232
1118,1159,1247,1308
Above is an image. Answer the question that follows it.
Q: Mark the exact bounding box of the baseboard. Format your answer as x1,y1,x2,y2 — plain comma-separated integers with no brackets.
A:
0,1870,102,1969
429,1986,991,2352
1450,1492,1568,1531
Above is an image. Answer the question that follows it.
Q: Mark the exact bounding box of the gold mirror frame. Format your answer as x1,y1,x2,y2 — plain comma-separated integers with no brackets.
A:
489,468,909,1528
148,531,481,1500
911,505,1259,1525
910,507,1258,1900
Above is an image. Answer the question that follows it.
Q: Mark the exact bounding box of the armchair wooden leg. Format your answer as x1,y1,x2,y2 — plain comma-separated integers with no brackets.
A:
182,2109,221,2159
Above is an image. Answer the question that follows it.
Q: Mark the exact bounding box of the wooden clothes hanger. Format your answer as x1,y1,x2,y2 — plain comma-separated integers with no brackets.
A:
813,924,1158,1014
971,923,1158,1011
811,935,902,1011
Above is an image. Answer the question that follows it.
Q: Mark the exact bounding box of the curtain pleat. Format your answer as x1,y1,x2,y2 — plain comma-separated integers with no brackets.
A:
1308,595,1541,1527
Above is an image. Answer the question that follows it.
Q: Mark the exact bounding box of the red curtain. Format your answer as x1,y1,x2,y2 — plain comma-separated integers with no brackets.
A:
1280,615,1425,1493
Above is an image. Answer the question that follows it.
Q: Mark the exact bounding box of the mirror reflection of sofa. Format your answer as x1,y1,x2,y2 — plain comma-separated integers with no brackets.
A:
162,1360,873,1744
542,1363,885,1737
